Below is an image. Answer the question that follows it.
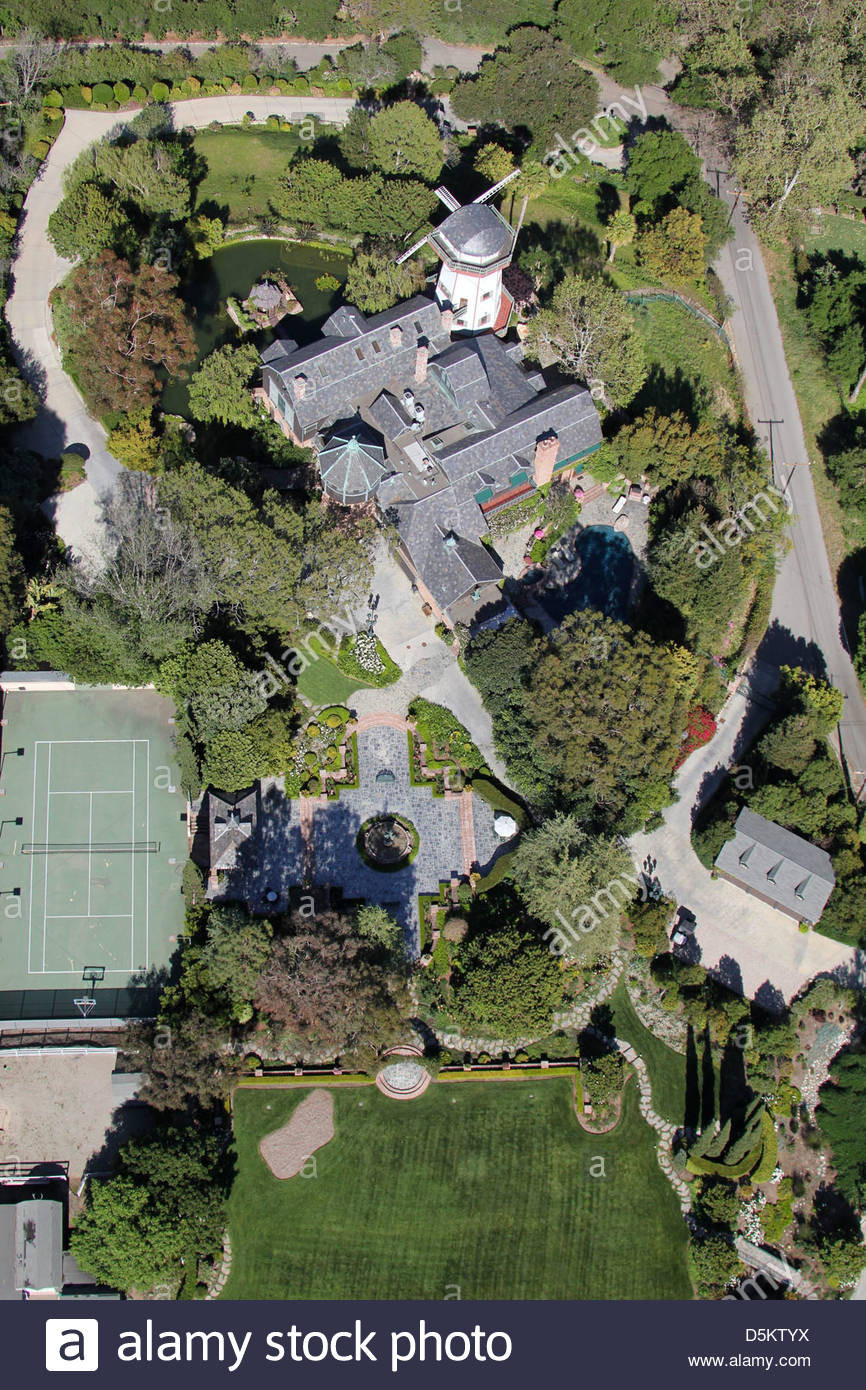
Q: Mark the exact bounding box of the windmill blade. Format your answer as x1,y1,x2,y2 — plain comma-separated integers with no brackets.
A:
473,167,521,203
434,186,461,211
396,234,431,265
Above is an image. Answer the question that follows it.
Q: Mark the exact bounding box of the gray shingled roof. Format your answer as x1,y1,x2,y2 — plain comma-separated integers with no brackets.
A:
209,788,259,871
393,488,503,610
429,203,516,266
319,421,388,504
714,807,836,925
0,1200,63,1297
438,383,601,492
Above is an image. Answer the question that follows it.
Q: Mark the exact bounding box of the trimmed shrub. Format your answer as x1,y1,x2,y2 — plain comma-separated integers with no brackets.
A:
303,750,318,769
151,81,170,102
80,85,92,103
90,103,107,112
92,83,114,104
113,82,131,103
266,114,281,129
43,89,63,107
750,1114,779,1183
292,77,310,93
132,85,148,103
242,74,259,93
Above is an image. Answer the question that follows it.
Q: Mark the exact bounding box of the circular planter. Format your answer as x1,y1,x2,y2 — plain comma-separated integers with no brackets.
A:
356,814,419,872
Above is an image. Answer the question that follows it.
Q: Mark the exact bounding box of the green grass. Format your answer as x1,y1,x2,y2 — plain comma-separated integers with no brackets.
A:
609,982,688,1127
224,1080,691,1300
630,298,738,421
294,635,364,706
193,127,302,222
803,211,866,261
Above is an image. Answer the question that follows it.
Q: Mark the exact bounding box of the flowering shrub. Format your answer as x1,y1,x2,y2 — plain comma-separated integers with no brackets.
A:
675,706,716,768
353,632,385,674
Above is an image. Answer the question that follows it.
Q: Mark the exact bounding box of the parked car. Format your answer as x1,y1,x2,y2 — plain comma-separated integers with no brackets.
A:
671,907,696,948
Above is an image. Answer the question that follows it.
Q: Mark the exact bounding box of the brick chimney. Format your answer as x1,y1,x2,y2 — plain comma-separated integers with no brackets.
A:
440,307,454,333
533,433,559,487
389,324,403,347
414,343,428,384
293,374,307,399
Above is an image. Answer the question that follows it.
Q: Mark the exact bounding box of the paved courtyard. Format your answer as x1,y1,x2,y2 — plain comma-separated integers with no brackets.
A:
311,723,503,950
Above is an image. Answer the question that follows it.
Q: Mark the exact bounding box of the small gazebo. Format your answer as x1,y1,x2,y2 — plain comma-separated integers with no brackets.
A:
318,420,388,505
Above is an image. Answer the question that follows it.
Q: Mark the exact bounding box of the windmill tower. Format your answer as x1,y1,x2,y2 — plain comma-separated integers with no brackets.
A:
397,170,520,335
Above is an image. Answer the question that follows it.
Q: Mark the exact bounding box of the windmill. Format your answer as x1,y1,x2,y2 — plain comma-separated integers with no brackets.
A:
397,169,521,335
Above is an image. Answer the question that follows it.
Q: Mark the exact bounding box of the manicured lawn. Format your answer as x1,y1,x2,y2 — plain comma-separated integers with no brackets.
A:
294,636,364,706
224,1079,692,1300
609,982,689,1127
194,126,303,222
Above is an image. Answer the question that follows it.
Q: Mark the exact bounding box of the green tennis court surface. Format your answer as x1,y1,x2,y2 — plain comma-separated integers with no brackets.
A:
0,688,188,1020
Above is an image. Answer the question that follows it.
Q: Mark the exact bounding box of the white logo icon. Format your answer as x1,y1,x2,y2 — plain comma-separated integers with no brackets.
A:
45,1319,99,1372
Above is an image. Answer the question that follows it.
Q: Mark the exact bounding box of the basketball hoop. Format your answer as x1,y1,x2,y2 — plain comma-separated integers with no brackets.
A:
73,997,96,1017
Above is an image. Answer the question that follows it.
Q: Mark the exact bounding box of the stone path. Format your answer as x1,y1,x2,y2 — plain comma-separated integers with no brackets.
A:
457,791,476,877
204,1232,232,1300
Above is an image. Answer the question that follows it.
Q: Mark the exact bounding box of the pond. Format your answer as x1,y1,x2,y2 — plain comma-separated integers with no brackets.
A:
162,237,349,417
540,524,634,626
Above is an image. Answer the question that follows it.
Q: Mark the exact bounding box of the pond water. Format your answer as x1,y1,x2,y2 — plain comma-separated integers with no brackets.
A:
162,237,348,417
541,524,634,626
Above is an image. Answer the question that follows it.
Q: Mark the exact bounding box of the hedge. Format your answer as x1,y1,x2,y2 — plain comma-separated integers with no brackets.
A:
750,1114,779,1184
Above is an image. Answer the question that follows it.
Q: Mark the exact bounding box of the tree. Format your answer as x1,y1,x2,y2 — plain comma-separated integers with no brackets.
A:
628,895,674,959
160,640,270,743
817,1231,866,1287
451,27,599,153
525,272,647,407
201,707,295,791
519,611,692,828
186,213,224,259
510,813,633,964
1,28,58,106
93,136,191,217
187,344,261,428
639,207,706,283
202,904,273,1022
609,409,723,490
648,507,751,653
70,1127,232,1295
606,208,636,263
106,410,161,472
817,1050,866,1211
344,248,426,313
473,142,515,186
626,129,702,216
272,158,345,225
338,105,376,169
0,506,23,636
366,102,443,182
254,909,408,1063
62,252,195,414
355,904,403,959
694,1177,740,1229
47,182,132,260
451,910,564,1037
690,1233,743,1295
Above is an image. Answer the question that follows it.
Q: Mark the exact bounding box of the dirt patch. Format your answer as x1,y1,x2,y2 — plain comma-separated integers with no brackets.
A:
259,1089,335,1179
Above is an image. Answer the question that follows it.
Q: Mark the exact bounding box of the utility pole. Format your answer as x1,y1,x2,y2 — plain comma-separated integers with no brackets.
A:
757,417,784,468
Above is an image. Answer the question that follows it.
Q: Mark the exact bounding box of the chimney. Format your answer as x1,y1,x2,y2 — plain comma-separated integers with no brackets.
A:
415,343,428,384
293,374,307,399
389,324,403,347
440,307,453,333
533,433,559,487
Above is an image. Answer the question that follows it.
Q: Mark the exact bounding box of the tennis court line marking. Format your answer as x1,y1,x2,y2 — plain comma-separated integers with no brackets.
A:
45,913,133,920
27,737,150,977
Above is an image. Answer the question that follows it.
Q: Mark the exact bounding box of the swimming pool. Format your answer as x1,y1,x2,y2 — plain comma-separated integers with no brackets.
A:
540,524,634,625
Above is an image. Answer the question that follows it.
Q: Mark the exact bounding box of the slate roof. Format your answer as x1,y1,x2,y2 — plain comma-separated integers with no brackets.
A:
319,420,388,504
389,488,503,610
714,808,836,924
429,203,516,268
262,295,450,437
209,788,259,872
0,1200,63,1297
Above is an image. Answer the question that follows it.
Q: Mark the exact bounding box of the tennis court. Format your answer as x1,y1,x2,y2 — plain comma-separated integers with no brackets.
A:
0,687,189,1019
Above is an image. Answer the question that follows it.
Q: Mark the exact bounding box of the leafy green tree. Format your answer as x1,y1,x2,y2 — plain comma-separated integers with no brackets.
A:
510,813,633,964
451,915,564,1037
355,903,403,958
519,611,691,828
473,142,515,185
338,105,376,169
817,1231,866,1287
694,1177,740,1230
202,707,295,791
92,136,191,217
273,158,345,224
626,129,702,216
344,248,426,313
160,639,269,742
47,181,133,259
639,207,706,283
648,507,751,653
0,506,23,638
366,102,443,182
628,895,674,960
187,343,261,428
526,272,646,407
817,1050,866,1211
106,410,161,472
202,903,273,1022
606,208,636,263
451,27,599,152
186,212,224,258
610,409,723,490
677,28,761,120
554,0,670,84
511,158,549,236
69,1127,232,1295
690,1233,743,1295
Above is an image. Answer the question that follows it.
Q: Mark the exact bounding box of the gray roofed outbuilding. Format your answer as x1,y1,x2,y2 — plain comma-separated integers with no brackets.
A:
714,808,836,925
0,1199,63,1297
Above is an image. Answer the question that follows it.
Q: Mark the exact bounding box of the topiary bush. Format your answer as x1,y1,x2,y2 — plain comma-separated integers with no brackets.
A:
303,750,318,769
151,81,170,102
113,82,131,103
43,89,63,107
266,114,281,129
242,74,259,92
92,83,114,105
80,85,92,103
132,85,148,103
